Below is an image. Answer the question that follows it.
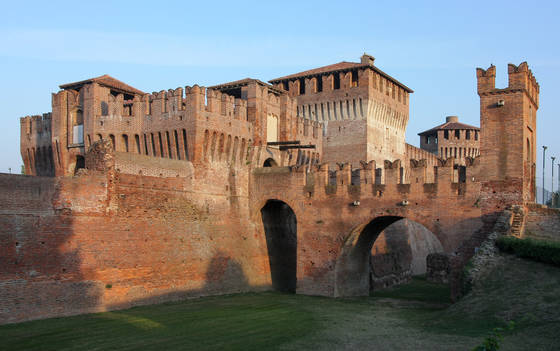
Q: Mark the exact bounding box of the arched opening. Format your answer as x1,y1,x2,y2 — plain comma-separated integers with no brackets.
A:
260,200,297,293
526,138,531,162
263,158,278,167
335,217,442,297
75,156,85,175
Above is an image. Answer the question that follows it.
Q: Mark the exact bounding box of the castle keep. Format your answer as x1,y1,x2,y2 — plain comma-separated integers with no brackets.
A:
2,55,539,324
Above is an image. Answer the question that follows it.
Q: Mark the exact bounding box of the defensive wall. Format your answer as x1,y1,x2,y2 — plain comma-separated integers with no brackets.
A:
3,61,541,324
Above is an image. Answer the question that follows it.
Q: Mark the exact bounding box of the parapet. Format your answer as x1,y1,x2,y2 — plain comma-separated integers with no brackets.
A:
20,113,52,139
476,62,539,106
476,65,496,94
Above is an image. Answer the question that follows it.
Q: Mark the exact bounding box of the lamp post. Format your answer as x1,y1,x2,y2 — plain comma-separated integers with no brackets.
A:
553,157,556,195
542,146,547,204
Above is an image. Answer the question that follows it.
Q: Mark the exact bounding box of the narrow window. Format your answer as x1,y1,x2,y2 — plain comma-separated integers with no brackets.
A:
174,130,180,160
158,132,164,157
151,133,156,156
166,131,172,158
122,134,129,152
135,134,140,154
110,134,116,151
333,73,340,89
316,76,323,92
351,70,358,87
455,130,460,139
282,81,289,91
299,78,305,95
444,130,449,139
144,134,149,155
475,131,479,140
466,130,471,140
183,129,188,161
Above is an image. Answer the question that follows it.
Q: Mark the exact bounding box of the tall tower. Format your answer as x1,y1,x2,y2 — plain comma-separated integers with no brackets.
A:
477,62,539,207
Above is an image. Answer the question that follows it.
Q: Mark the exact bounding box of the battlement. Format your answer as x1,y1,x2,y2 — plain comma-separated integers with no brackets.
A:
20,113,52,136
254,155,481,202
476,62,539,106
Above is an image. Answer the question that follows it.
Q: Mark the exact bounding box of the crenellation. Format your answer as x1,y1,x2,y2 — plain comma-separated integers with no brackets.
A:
8,58,542,323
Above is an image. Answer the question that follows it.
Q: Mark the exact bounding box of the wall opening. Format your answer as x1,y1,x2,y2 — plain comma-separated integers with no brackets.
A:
334,216,442,297
334,73,340,89
299,78,305,95
261,200,297,293
263,158,278,167
75,156,85,175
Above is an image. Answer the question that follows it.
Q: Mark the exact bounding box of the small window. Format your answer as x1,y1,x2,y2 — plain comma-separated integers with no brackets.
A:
333,73,340,89
299,78,305,95
455,130,460,139
466,130,471,139
444,130,449,139
316,76,323,92
351,71,358,87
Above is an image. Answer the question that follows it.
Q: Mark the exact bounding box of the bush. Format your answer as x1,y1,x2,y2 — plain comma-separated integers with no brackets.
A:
496,236,560,266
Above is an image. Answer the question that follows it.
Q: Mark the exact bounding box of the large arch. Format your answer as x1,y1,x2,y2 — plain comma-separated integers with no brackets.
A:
260,200,297,293
335,216,402,297
334,216,443,297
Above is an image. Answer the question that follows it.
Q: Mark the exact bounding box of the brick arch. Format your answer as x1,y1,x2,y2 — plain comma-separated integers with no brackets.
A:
260,199,298,293
334,216,403,297
333,213,444,297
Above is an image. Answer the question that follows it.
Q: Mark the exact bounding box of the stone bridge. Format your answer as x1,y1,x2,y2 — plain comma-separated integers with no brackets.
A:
250,159,486,297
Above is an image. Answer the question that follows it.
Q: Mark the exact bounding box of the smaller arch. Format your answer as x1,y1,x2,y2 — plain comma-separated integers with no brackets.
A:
75,155,85,175
263,158,278,167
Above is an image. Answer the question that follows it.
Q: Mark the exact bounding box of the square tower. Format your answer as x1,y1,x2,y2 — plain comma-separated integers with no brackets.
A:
477,62,539,205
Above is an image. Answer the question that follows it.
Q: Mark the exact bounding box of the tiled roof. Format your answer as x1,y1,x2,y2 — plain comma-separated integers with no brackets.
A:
418,121,480,136
269,61,413,93
59,75,145,95
208,78,285,95
270,62,363,81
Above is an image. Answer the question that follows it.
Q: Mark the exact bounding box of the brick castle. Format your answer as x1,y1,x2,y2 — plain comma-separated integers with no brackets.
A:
0,55,541,324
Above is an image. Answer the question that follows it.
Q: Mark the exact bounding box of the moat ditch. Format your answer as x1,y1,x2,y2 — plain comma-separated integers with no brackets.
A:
1,254,558,351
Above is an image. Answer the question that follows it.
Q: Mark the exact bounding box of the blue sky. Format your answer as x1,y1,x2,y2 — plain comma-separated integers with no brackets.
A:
1,0,559,190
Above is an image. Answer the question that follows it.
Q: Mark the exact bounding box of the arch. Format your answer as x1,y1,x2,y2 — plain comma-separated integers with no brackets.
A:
218,133,225,160
122,134,129,152
203,130,209,161
166,131,172,158
75,155,85,175
134,134,142,154
263,158,278,167
526,138,531,162
109,134,116,151
174,130,180,160
182,129,189,161
335,216,402,296
260,200,297,293
336,217,443,296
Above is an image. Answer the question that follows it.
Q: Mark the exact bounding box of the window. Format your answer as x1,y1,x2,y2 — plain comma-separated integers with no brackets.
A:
455,130,460,139
444,130,449,139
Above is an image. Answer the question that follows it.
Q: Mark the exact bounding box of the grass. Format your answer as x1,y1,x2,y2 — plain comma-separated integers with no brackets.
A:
1,255,559,350
371,275,451,304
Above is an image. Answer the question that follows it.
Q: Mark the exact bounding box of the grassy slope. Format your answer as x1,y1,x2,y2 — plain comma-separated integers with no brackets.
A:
1,255,559,350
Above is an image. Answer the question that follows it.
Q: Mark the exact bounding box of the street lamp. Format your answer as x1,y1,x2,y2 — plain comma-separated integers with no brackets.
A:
553,157,556,196
542,146,547,204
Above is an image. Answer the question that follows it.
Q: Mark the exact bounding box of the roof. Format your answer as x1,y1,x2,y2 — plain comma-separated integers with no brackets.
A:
269,61,413,93
59,75,145,95
208,78,285,95
418,121,480,136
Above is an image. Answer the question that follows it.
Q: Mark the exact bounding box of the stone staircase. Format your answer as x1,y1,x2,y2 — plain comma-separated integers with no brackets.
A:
509,205,525,237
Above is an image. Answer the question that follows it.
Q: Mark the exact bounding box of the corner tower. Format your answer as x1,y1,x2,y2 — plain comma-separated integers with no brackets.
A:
477,62,539,206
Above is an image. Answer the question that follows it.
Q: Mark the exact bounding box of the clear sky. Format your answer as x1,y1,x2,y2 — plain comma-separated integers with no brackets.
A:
1,0,558,191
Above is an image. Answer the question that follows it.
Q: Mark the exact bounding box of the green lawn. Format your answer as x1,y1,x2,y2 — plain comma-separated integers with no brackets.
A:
2,255,559,350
